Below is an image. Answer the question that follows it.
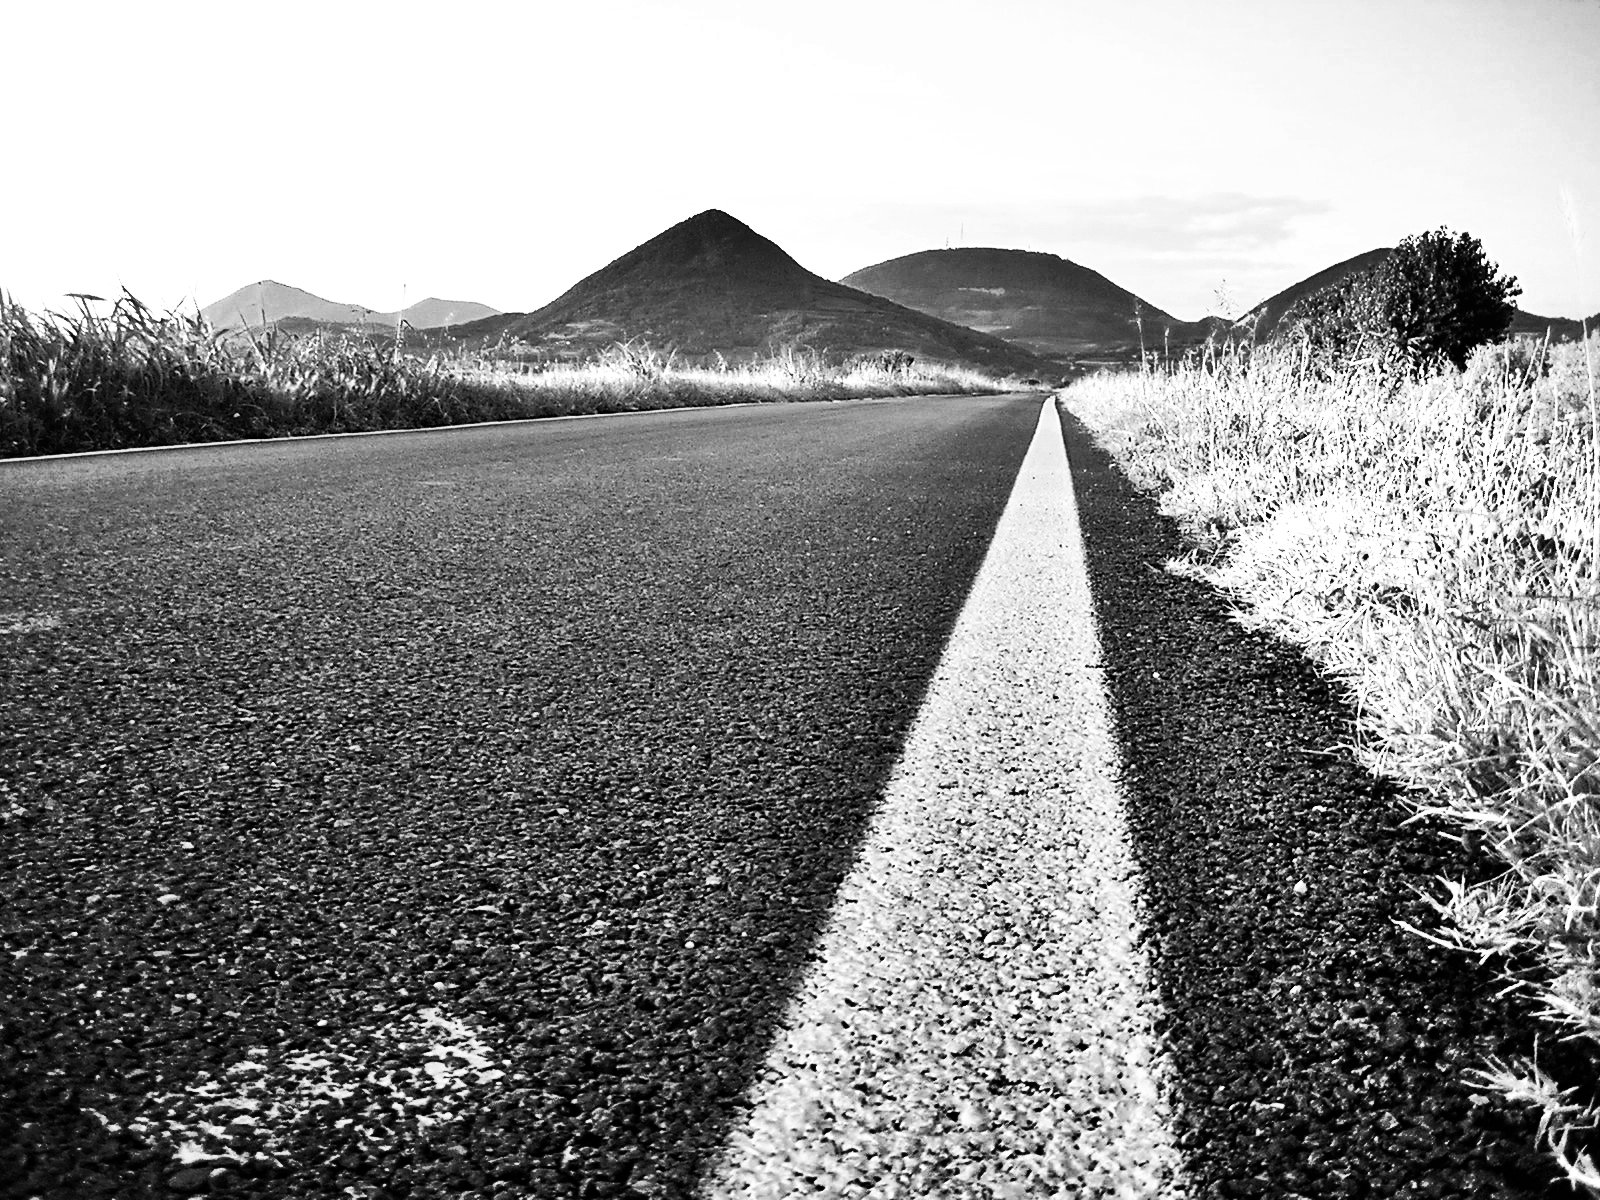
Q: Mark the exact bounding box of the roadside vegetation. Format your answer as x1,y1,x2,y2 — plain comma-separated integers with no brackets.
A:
0,293,1006,458
1063,228,1599,1190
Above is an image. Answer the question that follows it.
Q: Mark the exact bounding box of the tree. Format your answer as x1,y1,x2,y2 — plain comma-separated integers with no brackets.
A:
1378,228,1521,368
1278,228,1521,372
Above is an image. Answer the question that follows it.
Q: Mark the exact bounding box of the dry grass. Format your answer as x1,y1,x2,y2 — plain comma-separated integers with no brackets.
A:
0,295,1008,458
1063,334,1600,1191
457,340,1004,410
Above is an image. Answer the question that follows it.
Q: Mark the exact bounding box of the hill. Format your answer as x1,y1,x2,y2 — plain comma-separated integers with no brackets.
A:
1508,308,1597,341
1235,249,1394,340
201,281,499,331
453,211,1058,376
841,248,1196,357
202,281,371,330
380,297,502,329
1240,250,1595,342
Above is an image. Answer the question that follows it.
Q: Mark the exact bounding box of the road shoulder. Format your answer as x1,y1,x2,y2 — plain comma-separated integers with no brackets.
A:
1058,401,1561,1198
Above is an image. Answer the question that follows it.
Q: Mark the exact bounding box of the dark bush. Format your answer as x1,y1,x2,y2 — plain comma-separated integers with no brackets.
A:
1278,228,1521,374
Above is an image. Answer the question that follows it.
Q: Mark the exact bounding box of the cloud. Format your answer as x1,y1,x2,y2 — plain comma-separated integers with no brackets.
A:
1021,194,1332,257
818,192,1329,271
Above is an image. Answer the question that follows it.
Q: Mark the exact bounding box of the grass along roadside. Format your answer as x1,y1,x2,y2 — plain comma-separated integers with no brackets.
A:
0,293,1010,458
1061,335,1600,1191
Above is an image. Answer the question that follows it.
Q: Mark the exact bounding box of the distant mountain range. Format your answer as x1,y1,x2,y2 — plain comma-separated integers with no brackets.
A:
200,281,500,331
450,210,1059,376
204,223,1593,370
843,245,1593,358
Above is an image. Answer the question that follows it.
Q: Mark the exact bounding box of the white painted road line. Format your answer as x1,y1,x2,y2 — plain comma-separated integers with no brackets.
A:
702,398,1189,1198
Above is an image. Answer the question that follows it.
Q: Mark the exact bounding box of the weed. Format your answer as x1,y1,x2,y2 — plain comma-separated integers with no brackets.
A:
0,296,1002,458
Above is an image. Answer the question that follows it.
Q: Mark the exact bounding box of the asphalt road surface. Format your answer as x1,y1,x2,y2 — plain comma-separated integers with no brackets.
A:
1,397,1037,1198
0,396,1565,1198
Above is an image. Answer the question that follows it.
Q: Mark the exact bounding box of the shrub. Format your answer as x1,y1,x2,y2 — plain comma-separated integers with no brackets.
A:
598,338,675,379
1279,228,1521,374
1380,228,1521,368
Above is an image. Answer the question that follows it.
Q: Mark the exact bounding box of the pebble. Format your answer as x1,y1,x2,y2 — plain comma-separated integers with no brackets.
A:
165,1167,213,1192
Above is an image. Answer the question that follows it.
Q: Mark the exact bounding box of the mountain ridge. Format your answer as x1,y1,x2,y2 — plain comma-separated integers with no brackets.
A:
452,210,1060,375
845,244,1596,357
1235,248,1392,339
201,280,500,331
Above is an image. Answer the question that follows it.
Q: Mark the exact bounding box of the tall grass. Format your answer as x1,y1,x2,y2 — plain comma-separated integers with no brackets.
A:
1063,335,1600,1191
0,295,1007,458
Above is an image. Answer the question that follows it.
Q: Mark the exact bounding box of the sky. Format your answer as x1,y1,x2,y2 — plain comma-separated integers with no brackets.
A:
5,0,1599,322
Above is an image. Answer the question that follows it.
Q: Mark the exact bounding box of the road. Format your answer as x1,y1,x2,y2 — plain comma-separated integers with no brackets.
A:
0,396,1563,1198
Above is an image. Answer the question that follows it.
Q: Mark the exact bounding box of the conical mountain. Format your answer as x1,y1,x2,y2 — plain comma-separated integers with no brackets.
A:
458,211,1057,373
842,248,1188,356
202,280,374,330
